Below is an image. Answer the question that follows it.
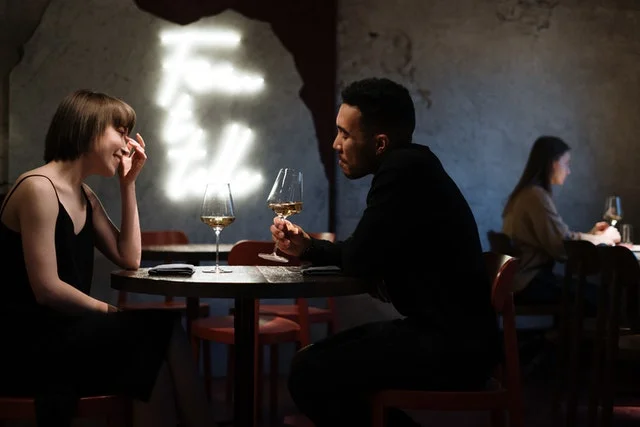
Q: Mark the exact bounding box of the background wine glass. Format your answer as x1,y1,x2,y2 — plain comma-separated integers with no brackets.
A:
603,195,623,227
258,168,303,263
200,183,236,273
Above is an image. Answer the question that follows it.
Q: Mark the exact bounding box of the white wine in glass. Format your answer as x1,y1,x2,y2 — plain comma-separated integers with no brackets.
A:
603,195,623,226
258,168,303,263
200,183,236,273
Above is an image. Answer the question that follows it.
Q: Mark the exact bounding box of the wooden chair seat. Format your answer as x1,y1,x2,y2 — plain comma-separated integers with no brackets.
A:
515,304,561,316
120,299,210,315
0,395,131,425
618,334,640,353
242,304,333,323
283,413,315,427
191,314,301,345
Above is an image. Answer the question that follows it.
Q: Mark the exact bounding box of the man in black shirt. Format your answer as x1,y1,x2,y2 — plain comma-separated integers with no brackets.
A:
269,77,500,427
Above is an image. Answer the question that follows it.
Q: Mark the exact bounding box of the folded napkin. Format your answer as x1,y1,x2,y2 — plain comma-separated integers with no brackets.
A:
301,265,342,276
148,263,195,276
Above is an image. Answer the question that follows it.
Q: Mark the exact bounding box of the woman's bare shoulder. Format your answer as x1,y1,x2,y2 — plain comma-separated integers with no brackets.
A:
7,170,59,209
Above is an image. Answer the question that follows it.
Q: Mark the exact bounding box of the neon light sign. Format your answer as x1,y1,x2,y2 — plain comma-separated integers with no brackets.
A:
157,28,264,200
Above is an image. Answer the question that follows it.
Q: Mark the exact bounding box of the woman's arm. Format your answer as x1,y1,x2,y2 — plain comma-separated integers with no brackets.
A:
90,133,147,270
19,177,110,313
87,183,141,270
526,187,618,255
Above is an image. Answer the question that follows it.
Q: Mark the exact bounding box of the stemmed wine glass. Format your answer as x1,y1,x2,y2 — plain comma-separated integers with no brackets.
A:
200,183,236,273
603,195,623,227
258,168,303,263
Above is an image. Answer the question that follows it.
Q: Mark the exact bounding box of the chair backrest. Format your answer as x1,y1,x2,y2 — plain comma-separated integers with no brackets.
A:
141,230,189,245
483,251,521,401
563,240,600,276
228,240,301,266
487,230,521,257
485,252,518,316
563,240,601,318
483,251,514,288
227,232,334,266
597,245,640,331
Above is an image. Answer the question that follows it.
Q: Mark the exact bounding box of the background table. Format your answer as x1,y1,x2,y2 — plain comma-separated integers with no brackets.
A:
111,265,372,427
142,243,234,263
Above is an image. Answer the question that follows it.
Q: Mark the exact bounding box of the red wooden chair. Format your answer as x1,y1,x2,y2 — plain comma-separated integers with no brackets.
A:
117,230,209,316
190,240,306,426
370,252,524,427
0,395,132,426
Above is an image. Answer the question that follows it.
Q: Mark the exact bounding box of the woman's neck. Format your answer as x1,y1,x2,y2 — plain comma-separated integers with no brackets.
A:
46,160,88,189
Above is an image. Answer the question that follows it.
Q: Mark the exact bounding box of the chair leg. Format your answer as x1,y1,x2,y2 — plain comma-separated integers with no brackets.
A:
269,344,280,427
108,400,133,427
371,401,385,427
490,409,505,427
587,306,608,427
192,336,204,396
225,344,235,403
203,339,212,401
257,345,264,422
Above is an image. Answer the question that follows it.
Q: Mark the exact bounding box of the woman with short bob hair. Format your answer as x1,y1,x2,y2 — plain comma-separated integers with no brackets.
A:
0,89,215,427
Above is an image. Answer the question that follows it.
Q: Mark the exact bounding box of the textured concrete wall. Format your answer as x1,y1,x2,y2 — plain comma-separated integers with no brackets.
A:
337,0,640,241
335,0,640,328
0,0,52,195
4,0,640,376
6,0,330,376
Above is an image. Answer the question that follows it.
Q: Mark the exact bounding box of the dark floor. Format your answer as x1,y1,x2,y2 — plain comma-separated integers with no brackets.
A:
208,341,640,427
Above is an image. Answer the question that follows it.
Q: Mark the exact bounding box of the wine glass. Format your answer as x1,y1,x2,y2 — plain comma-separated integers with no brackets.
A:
603,195,623,227
258,168,303,263
200,183,236,273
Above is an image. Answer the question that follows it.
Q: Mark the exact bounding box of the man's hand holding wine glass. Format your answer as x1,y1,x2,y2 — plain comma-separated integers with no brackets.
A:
269,217,310,257
258,167,304,262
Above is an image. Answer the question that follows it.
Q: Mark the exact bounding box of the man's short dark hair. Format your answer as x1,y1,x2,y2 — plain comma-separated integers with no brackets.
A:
340,78,415,146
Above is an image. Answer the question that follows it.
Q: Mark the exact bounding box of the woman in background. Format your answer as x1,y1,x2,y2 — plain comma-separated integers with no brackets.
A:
0,90,215,427
502,135,620,305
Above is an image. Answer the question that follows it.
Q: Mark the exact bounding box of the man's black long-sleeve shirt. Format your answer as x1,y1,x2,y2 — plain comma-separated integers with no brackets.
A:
303,144,500,355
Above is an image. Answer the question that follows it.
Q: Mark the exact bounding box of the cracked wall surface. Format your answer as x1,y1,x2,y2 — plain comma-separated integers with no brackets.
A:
336,0,640,252
5,0,640,333
0,0,52,194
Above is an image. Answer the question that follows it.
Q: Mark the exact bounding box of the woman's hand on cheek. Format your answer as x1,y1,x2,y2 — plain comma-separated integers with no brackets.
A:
119,133,147,184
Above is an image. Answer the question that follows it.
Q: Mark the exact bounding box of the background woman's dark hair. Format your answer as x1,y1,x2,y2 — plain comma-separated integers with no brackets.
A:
502,135,570,217
44,89,136,163
340,77,415,146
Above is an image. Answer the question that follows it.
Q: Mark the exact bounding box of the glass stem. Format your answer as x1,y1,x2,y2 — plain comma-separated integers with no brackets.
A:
273,215,288,254
215,228,221,270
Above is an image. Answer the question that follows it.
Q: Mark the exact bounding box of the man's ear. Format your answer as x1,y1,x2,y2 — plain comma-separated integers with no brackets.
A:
374,134,389,155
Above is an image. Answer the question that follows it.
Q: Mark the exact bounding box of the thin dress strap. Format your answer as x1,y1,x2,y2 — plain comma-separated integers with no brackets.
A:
0,174,60,217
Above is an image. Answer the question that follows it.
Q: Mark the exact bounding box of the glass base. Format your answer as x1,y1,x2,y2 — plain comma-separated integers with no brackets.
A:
258,252,289,263
203,266,232,273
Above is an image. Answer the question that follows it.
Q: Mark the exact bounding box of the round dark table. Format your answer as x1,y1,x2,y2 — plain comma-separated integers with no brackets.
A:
111,265,372,427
